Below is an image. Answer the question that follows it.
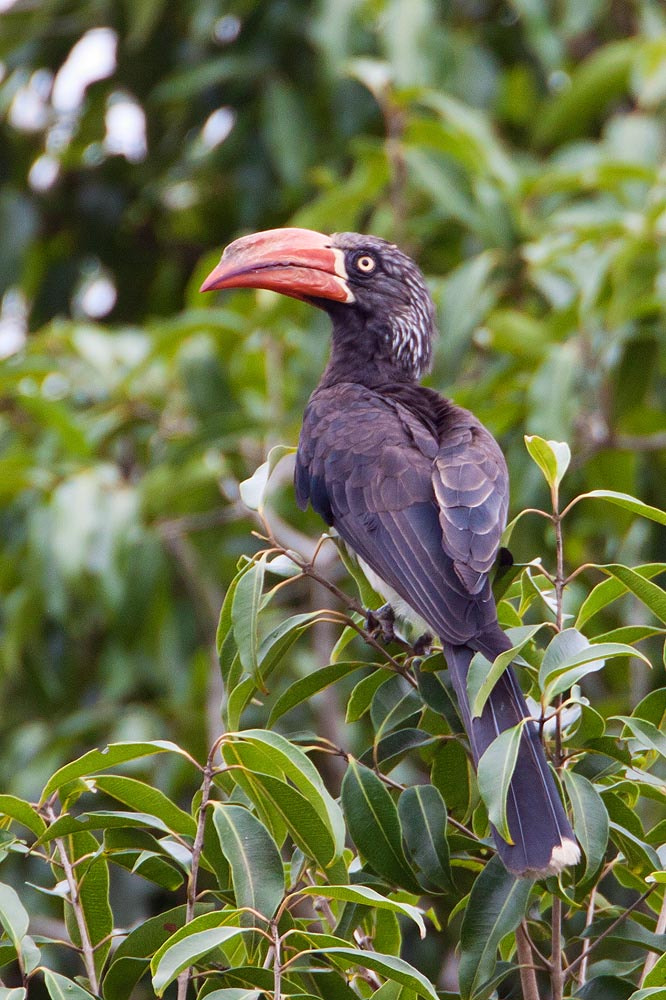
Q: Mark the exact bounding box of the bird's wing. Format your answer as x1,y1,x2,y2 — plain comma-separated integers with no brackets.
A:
433,417,509,594
295,385,507,644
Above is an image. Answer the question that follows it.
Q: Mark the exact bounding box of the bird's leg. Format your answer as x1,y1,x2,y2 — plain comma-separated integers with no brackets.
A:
412,632,433,657
365,603,396,644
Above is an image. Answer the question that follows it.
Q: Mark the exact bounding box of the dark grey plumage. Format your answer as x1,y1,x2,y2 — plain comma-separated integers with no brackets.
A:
295,235,579,877
200,225,579,876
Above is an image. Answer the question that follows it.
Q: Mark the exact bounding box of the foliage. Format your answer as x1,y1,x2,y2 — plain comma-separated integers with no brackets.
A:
1,1,666,999
0,446,665,1000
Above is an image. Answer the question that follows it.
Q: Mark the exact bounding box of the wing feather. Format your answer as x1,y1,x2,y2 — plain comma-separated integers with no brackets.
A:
295,383,508,640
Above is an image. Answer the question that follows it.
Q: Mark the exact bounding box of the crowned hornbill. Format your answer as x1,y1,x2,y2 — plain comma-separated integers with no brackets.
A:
201,228,580,877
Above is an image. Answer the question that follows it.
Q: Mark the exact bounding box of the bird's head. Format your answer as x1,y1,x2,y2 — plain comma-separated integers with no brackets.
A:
201,228,436,381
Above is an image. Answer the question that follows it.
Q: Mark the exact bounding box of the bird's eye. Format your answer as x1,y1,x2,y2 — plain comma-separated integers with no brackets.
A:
354,254,376,274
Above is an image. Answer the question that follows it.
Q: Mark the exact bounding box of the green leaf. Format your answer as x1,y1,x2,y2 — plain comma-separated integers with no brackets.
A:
306,947,438,1000
371,675,422,737
613,717,666,760
593,626,666,645
211,804,285,919
346,670,393,722
102,903,214,1000
398,785,454,893
533,38,638,146
467,624,544,718
226,676,255,731
201,992,261,1000
269,661,365,724
561,770,609,882
224,730,345,858
298,884,425,938
431,740,472,818
43,971,95,1000
257,611,322,681
231,555,266,684
476,722,526,845
416,662,464,734
40,741,192,803
567,490,666,526
239,771,337,868
601,565,666,625
458,855,533,1000
539,628,647,702
92,776,197,836
642,951,666,988
630,688,666,729
216,560,255,683
341,759,420,893
0,883,29,952
361,729,434,772
610,822,661,876
0,989,26,1000
576,564,666,629
38,810,179,843
0,795,46,838
524,435,570,491
628,990,666,1000
151,926,248,995
239,445,296,512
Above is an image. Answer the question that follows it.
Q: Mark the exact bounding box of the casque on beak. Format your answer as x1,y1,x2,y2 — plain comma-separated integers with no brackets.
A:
200,227,355,303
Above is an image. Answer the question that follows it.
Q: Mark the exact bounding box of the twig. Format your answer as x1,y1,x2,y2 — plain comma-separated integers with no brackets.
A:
564,887,655,982
550,485,565,1000
45,808,99,993
516,921,542,1000
523,922,553,972
176,750,216,1000
578,883,597,984
551,896,563,1000
260,519,420,684
640,888,666,985
271,920,282,1000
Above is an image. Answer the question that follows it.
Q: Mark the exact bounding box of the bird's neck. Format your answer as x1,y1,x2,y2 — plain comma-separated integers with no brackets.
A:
318,309,419,389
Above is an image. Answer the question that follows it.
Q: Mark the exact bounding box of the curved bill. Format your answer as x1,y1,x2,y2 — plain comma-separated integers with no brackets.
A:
199,227,354,303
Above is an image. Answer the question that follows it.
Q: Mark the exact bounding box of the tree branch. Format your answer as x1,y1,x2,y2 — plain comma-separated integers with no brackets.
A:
565,887,655,982
46,808,99,993
176,750,216,1000
516,921,542,1000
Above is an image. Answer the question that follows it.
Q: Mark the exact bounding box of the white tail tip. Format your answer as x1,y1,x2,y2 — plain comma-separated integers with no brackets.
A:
547,838,581,875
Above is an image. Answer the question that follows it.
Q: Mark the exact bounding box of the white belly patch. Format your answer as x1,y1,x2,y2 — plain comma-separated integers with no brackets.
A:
357,557,431,634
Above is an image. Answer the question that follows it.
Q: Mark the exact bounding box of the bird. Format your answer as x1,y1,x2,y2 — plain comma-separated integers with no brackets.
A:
201,227,580,878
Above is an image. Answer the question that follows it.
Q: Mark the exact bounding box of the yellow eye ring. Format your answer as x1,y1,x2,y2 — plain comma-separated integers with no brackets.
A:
355,254,376,273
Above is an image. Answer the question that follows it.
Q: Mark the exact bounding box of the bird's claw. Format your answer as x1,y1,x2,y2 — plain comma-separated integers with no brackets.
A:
412,632,433,657
366,603,396,644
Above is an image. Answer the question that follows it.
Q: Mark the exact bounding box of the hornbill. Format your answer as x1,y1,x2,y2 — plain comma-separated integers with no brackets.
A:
201,228,580,878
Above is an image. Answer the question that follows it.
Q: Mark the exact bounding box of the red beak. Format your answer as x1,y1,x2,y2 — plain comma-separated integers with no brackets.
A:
199,227,354,304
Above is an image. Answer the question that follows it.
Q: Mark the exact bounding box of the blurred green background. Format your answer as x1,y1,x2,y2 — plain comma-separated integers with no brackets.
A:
1,0,665,854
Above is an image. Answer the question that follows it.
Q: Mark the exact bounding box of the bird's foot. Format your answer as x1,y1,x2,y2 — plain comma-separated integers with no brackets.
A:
365,603,396,644
412,632,433,657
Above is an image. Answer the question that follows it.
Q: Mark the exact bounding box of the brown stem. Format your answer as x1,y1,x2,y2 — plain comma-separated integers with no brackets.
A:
272,921,282,1000
550,486,566,1000
176,752,215,1000
260,519,419,683
551,896,563,1000
565,887,655,982
46,808,99,993
578,883,597,985
516,922,542,1000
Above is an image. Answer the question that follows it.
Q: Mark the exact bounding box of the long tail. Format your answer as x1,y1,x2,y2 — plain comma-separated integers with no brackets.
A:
442,632,580,877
